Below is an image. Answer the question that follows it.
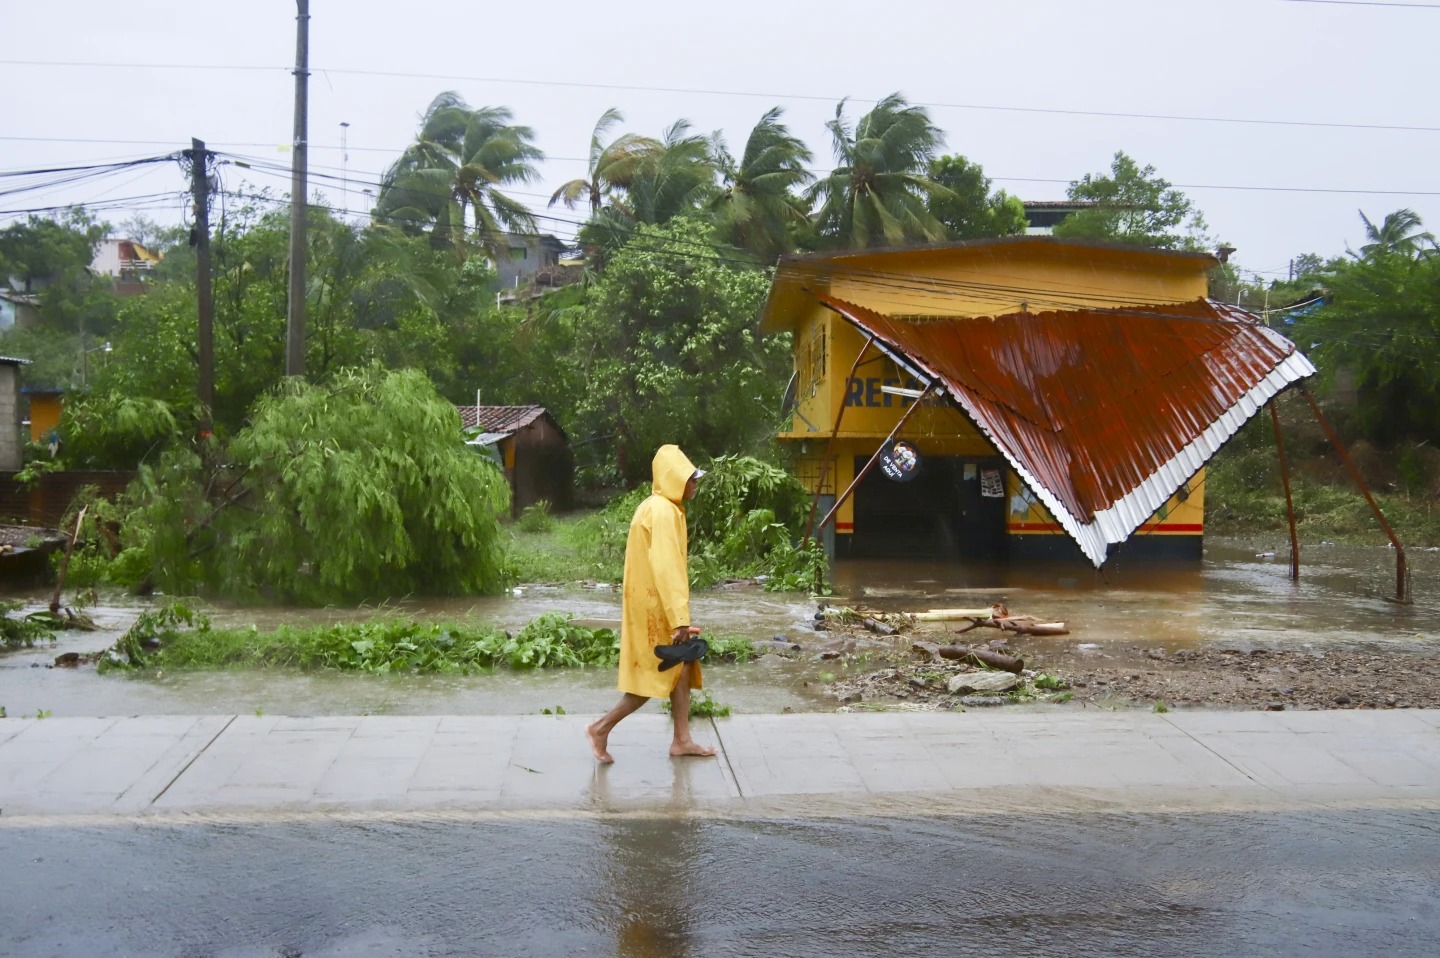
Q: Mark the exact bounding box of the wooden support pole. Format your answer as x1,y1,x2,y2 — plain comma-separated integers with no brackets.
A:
801,334,874,550
1269,400,1300,583
1302,387,1407,603
816,382,937,535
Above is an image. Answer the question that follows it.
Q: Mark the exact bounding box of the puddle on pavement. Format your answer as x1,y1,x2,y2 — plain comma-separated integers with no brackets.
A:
0,537,1434,718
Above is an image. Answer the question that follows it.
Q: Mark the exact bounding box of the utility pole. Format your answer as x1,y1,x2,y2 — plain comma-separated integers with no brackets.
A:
340,121,350,216
189,138,215,438
285,0,310,378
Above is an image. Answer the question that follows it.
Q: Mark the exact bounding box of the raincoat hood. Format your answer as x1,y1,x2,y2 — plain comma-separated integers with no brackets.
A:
651,445,698,504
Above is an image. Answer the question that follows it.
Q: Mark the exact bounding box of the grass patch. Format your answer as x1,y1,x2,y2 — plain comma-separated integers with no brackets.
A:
662,691,733,718
1207,446,1440,545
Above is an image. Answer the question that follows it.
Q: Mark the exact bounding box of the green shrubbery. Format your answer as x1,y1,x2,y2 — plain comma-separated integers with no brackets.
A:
508,454,828,592
99,604,756,675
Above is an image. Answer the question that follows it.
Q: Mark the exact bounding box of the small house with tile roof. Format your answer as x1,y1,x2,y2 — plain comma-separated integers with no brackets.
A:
455,404,573,516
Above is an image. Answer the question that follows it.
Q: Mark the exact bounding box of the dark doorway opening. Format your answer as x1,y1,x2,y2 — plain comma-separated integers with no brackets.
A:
844,455,1008,560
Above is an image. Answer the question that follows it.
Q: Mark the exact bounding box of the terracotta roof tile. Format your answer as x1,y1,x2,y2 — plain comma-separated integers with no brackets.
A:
454,405,549,435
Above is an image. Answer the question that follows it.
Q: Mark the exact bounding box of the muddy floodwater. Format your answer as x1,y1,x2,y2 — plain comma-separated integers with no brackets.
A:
1,538,1435,718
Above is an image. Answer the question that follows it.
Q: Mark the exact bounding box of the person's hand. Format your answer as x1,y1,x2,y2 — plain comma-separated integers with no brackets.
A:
672,626,690,644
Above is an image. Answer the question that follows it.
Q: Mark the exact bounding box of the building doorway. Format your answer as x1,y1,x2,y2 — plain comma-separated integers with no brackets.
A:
845,455,1008,560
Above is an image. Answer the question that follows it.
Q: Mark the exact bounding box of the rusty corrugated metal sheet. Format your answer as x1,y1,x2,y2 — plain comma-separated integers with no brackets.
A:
816,294,1316,567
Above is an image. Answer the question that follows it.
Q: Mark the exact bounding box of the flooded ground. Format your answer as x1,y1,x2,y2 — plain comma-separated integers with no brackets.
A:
0,538,1435,718
4,809,1438,957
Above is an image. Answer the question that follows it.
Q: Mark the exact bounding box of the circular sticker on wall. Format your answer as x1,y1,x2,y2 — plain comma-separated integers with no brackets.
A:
878,440,922,482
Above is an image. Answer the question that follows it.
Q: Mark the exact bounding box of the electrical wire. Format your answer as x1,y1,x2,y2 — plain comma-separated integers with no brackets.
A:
3,58,1437,134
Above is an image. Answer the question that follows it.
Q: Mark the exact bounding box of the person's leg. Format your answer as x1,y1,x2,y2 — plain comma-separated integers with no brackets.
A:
587,693,648,764
669,663,717,758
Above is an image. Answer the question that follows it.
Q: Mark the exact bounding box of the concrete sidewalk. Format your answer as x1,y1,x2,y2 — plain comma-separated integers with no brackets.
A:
1,709,1438,821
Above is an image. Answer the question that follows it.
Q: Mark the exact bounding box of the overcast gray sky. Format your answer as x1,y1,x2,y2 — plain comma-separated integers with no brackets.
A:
4,0,1437,283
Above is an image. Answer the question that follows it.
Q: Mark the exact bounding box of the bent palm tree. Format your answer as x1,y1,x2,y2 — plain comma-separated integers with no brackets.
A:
577,119,717,263
808,93,949,250
1356,208,1436,259
549,108,661,215
376,92,543,263
710,107,814,262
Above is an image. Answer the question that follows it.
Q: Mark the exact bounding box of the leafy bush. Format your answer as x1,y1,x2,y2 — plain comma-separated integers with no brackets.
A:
0,600,56,651
101,610,620,674
516,500,554,533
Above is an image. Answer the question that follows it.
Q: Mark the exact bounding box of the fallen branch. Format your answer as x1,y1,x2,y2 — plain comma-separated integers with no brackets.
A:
49,506,87,614
936,644,1026,673
912,640,1024,673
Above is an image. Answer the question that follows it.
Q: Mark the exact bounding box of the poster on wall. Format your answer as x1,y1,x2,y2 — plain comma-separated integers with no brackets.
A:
979,468,1004,498
878,440,922,482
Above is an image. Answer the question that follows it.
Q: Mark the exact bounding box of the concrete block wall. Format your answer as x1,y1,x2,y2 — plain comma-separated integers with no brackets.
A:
0,366,19,471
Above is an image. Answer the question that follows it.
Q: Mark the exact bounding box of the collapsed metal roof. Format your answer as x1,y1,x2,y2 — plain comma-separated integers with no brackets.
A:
816,293,1316,567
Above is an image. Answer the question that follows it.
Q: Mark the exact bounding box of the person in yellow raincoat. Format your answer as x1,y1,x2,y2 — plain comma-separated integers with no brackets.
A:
586,445,717,764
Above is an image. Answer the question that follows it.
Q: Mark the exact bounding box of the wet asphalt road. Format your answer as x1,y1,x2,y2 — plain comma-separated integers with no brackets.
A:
2,809,1437,957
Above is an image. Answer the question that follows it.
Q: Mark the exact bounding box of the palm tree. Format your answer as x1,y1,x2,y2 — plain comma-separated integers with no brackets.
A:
621,119,717,226
807,93,950,250
576,119,717,263
375,92,543,263
709,107,814,262
1356,208,1437,259
548,108,661,215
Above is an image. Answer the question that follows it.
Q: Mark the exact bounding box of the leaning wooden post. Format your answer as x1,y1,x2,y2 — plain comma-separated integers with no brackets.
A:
1301,387,1407,603
49,505,87,614
801,334,874,550
1268,400,1300,583
816,381,937,535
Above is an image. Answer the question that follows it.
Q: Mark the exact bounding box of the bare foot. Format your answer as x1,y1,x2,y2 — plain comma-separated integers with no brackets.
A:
587,722,615,764
669,740,717,758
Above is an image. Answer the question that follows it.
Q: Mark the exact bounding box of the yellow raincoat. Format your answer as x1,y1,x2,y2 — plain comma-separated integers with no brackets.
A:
617,445,703,698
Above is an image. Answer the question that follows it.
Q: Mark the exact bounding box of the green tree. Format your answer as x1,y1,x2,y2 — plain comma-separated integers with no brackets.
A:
0,211,102,294
1293,233,1440,443
1354,208,1436,260
570,218,785,482
375,92,543,263
0,211,119,365
925,154,1028,240
1052,151,1209,250
709,107,814,262
93,367,513,602
807,93,949,249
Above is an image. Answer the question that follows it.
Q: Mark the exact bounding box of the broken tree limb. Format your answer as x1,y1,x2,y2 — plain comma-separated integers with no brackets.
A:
975,616,1069,636
49,505,87,614
934,644,1025,673
910,607,996,622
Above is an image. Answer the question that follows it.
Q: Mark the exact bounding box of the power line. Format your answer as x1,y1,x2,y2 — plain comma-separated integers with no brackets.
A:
1281,0,1440,7
3,58,1439,134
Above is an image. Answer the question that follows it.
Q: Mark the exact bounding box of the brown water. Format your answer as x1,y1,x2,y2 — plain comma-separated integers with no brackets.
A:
1,538,1435,719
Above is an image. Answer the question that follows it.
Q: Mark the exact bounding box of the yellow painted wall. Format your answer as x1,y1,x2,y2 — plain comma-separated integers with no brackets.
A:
29,394,62,443
1003,469,1206,536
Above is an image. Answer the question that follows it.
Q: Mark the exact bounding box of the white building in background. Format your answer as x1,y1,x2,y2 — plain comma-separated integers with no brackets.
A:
91,238,161,295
